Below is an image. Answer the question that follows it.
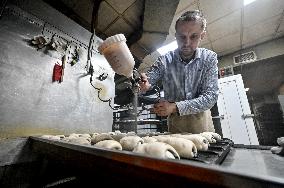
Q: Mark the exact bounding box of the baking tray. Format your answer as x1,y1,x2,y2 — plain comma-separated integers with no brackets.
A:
182,138,234,165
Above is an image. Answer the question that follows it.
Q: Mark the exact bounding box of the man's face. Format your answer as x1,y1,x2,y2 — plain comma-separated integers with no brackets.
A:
175,20,205,57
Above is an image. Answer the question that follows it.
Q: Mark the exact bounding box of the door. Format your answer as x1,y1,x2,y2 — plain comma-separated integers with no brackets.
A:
217,74,259,145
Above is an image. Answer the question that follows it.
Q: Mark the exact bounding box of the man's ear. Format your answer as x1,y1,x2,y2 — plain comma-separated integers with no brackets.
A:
201,31,206,40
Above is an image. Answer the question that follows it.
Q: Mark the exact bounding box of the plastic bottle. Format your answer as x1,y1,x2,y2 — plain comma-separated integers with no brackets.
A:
98,34,135,78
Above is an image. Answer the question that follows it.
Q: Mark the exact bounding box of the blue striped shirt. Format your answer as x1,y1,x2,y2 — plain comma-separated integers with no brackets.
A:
146,48,219,116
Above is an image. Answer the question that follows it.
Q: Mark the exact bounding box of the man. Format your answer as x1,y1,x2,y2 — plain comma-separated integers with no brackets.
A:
139,10,219,134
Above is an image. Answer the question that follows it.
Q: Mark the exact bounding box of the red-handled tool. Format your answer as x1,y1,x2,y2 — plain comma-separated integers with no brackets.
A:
52,55,66,83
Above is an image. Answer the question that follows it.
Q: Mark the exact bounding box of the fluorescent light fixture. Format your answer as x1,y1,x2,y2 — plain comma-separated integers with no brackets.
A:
244,0,256,6
157,41,178,55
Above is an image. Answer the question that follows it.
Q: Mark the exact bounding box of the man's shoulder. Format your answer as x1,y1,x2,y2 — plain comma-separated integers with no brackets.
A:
198,48,218,63
198,48,217,57
162,50,176,58
197,48,218,68
159,50,177,63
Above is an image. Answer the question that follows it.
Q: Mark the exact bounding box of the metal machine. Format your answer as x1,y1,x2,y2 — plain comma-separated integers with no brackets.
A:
111,70,162,133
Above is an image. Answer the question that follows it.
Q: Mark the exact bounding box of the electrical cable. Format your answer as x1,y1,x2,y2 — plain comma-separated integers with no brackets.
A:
87,0,115,110
90,81,115,110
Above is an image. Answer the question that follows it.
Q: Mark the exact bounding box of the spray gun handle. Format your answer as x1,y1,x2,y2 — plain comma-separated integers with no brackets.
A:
132,68,146,84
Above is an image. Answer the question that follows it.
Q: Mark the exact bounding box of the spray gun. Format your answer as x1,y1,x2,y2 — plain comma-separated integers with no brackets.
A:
98,34,141,132
97,34,161,106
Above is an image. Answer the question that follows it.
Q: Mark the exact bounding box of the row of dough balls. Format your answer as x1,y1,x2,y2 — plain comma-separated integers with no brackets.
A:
271,137,284,156
40,131,222,160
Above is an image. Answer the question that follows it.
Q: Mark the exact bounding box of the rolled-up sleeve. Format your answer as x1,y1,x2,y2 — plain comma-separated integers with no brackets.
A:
176,53,219,115
146,56,165,86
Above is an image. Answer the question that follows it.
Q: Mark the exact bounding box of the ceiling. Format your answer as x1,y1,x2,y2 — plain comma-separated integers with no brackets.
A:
173,0,284,56
45,0,284,65
44,0,180,65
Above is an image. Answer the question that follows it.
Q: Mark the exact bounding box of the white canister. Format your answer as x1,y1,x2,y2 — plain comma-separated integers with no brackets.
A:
98,34,135,78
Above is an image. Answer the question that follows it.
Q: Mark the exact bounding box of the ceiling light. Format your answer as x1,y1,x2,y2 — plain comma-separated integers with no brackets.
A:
244,0,256,6
157,41,178,55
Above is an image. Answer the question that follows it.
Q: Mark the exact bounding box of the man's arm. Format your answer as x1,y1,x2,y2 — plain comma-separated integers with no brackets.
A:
139,73,151,92
139,56,165,92
176,53,219,116
153,100,178,117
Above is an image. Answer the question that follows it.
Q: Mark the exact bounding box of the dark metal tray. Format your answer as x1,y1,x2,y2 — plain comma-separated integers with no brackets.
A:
28,136,284,187
181,138,234,165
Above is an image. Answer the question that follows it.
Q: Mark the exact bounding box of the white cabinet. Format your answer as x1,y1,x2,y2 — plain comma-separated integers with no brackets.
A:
217,74,259,145
278,95,284,115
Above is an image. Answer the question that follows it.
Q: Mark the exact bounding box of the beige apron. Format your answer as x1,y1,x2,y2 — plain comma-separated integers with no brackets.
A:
167,109,215,134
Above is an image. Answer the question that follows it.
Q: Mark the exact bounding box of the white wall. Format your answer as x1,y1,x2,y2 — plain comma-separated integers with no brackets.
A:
0,1,115,138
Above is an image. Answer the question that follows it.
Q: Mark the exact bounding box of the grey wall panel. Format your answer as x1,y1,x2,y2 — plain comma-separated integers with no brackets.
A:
10,0,91,46
0,2,114,138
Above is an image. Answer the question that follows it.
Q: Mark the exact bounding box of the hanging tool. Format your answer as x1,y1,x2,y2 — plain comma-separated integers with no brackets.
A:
52,62,62,82
52,55,66,83
60,55,66,82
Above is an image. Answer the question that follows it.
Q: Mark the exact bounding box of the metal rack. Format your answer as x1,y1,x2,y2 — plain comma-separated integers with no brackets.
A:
112,106,167,133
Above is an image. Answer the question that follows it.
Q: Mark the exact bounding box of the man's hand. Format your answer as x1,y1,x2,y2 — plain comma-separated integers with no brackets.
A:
153,100,178,117
139,73,151,92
